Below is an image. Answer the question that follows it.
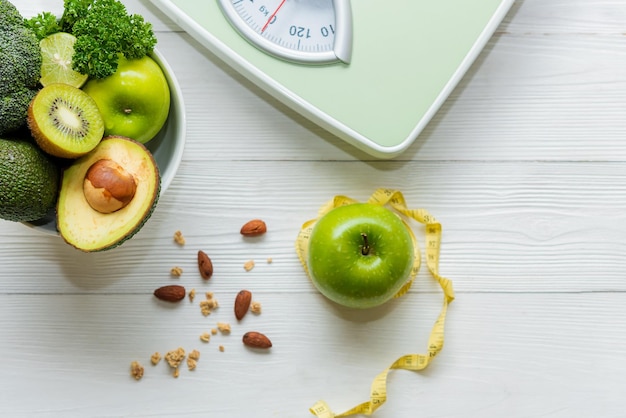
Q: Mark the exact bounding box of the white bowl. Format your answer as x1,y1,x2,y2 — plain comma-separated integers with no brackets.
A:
23,48,186,236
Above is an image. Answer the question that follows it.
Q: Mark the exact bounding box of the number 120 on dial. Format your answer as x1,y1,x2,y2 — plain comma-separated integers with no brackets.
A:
218,0,353,65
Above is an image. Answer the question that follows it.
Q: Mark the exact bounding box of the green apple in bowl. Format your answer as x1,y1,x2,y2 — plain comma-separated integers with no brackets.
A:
306,203,415,309
82,54,170,144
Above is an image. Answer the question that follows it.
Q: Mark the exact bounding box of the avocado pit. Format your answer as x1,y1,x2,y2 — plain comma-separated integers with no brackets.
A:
57,135,160,252
83,158,137,214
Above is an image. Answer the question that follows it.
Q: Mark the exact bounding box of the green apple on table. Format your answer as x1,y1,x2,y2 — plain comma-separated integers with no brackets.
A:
82,55,170,144
306,203,415,309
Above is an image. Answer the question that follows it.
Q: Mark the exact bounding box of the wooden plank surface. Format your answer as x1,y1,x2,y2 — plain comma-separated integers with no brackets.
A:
3,0,626,417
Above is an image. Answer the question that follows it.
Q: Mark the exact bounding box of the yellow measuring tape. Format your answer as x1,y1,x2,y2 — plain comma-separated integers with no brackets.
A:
295,188,455,418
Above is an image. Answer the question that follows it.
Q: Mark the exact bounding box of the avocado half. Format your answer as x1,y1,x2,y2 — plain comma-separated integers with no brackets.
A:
57,135,160,251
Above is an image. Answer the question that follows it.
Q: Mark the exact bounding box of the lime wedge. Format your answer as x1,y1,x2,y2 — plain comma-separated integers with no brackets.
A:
39,32,89,88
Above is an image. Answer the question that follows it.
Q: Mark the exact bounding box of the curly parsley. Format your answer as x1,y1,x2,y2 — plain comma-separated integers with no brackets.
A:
25,0,157,79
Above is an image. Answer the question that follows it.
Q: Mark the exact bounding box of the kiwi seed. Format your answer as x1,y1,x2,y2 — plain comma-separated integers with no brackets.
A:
27,83,104,159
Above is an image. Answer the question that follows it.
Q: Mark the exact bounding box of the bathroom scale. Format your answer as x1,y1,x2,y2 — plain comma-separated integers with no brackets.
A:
151,0,514,158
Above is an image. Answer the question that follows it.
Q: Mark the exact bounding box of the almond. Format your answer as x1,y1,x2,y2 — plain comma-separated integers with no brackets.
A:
197,250,213,279
154,285,186,302
234,290,252,320
240,219,267,237
242,331,272,349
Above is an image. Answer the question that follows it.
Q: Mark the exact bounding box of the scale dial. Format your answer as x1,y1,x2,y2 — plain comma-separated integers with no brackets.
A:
217,0,353,65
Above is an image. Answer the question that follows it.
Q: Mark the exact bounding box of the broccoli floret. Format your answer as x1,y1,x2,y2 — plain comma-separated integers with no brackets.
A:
0,27,42,91
0,0,24,30
0,0,42,135
0,88,38,135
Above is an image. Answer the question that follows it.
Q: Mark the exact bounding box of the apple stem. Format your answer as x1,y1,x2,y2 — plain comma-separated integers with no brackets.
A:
360,233,370,256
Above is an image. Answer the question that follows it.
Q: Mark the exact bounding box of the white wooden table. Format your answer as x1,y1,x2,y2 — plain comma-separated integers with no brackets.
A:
3,1,626,417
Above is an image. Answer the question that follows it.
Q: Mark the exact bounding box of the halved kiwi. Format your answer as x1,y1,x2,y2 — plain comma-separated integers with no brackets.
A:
27,83,104,159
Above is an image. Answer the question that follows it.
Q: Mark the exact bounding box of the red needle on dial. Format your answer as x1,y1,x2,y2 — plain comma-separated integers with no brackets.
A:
261,0,286,32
